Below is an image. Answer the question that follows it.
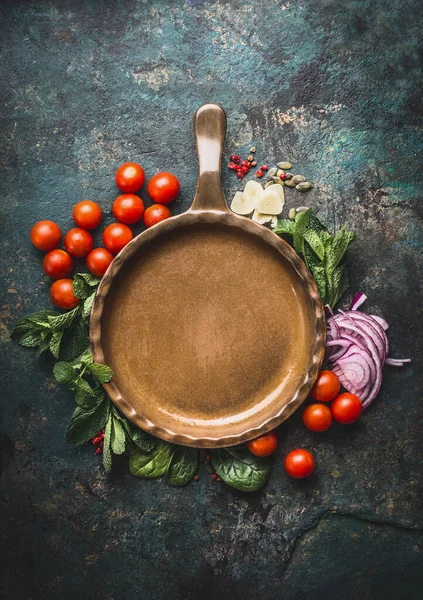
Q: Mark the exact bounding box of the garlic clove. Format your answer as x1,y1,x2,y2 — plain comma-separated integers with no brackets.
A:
271,215,278,228
252,210,274,224
244,180,264,209
230,191,254,215
254,189,283,215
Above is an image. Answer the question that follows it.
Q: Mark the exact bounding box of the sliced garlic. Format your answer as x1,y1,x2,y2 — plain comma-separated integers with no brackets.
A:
252,210,274,224
254,189,283,215
244,180,263,209
264,183,285,203
271,215,278,228
230,191,254,215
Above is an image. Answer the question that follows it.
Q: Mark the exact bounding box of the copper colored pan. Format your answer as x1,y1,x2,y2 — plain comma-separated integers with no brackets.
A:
90,104,325,448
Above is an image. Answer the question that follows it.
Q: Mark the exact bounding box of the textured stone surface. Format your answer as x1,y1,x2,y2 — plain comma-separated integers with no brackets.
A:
0,1,422,599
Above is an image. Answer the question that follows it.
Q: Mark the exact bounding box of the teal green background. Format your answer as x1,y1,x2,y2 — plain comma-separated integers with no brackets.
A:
0,1,422,598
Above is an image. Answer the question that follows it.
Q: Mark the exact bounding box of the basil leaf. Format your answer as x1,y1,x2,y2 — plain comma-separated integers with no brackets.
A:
166,447,198,487
53,361,77,384
129,443,174,479
273,218,295,236
111,416,126,455
66,397,110,446
87,363,114,384
59,321,89,362
212,447,271,492
47,306,79,331
103,414,113,472
49,329,64,358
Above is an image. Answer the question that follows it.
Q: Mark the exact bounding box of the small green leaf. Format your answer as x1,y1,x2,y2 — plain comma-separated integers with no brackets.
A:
15,329,43,348
326,227,355,275
124,421,156,453
53,361,77,384
111,417,126,455
309,263,327,304
211,447,271,492
78,273,101,287
273,218,295,236
166,447,198,487
47,306,79,331
293,209,312,255
50,329,64,358
87,363,114,384
103,415,113,472
66,398,110,446
72,275,90,300
74,377,96,397
303,229,325,261
82,292,96,319
71,349,93,370
59,321,89,361
129,443,174,479
36,336,51,357
23,310,56,326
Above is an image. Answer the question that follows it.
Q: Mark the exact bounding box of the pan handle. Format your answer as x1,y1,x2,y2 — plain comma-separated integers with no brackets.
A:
190,103,229,212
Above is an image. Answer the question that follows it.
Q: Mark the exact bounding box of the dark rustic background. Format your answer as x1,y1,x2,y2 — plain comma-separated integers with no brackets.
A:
1,1,422,599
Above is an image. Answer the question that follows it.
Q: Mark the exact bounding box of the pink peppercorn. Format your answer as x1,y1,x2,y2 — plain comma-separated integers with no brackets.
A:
261,165,269,171
228,162,237,170
237,171,244,180
280,173,287,180
230,154,240,163
241,165,249,173
256,169,263,178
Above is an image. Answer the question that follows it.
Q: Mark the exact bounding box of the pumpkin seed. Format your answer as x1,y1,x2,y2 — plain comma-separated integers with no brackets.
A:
296,182,312,192
277,162,292,170
292,175,305,184
288,208,297,220
264,181,273,189
276,169,285,178
271,176,284,185
266,167,277,181
285,173,293,180
296,206,310,212
284,179,296,187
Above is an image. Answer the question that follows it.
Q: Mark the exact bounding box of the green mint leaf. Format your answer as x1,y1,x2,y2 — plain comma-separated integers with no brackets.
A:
82,292,96,320
273,218,295,236
211,447,271,492
59,321,89,362
87,363,114,384
129,443,174,479
36,337,51,357
124,421,156,453
328,264,349,308
47,306,79,331
166,447,198,487
326,227,355,275
309,263,327,304
24,310,56,326
15,329,43,348
50,329,64,358
111,416,126,455
72,274,91,300
66,397,110,446
74,377,96,397
53,361,77,384
306,212,328,234
293,209,312,255
103,414,113,472
303,229,325,261
78,273,101,287
71,350,93,370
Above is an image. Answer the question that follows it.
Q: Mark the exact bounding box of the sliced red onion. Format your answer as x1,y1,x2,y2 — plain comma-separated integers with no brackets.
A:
370,315,389,331
350,292,367,311
385,358,411,367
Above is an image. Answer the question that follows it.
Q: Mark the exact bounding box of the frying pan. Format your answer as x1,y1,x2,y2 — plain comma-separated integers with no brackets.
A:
90,104,325,448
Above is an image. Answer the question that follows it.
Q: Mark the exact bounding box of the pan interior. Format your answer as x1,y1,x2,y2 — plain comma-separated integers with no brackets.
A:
100,222,317,439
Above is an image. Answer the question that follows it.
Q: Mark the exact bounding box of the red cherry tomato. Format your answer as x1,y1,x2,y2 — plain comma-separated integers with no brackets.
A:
144,204,171,228
147,172,180,204
42,249,73,280
247,431,278,457
331,393,362,424
30,220,61,252
64,228,94,258
86,248,114,277
311,370,341,402
303,403,333,432
112,194,145,224
284,449,315,479
115,162,145,193
50,278,79,309
73,200,102,230
103,223,133,254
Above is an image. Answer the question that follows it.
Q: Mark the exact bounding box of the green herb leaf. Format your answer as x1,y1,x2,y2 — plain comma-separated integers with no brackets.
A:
47,306,79,331
82,292,96,319
35,337,51,357
111,416,126,455
66,398,110,446
129,443,174,479
103,414,113,472
78,273,101,287
273,219,295,236
49,329,64,358
71,349,93,370
53,361,77,384
326,227,355,275
166,447,198,487
15,329,43,348
124,421,156,453
87,363,114,384
293,209,312,255
73,275,90,300
211,447,272,492
24,310,56,326
59,321,89,362
303,229,325,261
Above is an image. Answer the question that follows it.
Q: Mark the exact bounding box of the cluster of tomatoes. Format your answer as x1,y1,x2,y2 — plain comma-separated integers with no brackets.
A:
246,370,362,479
30,162,180,310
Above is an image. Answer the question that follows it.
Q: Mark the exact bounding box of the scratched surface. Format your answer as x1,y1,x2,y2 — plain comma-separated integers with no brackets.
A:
1,1,423,599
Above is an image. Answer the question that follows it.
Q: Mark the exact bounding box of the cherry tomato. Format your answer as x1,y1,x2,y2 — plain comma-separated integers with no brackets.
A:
64,228,94,258
116,162,145,193
303,403,333,432
311,370,341,402
284,449,315,479
42,249,73,280
331,393,362,424
86,248,114,277
30,220,61,252
50,278,79,309
144,204,171,228
112,194,145,224
73,200,102,230
103,223,133,254
247,431,278,457
147,172,180,204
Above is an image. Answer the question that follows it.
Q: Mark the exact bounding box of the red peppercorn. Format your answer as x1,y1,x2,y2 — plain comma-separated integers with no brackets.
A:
241,165,249,173
261,165,269,171
211,473,217,480
280,173,287,180
237,171,244,180
95,447,102,455
256,169,263,178
241,160,249,167
230,154,240,163
227,162,237,170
